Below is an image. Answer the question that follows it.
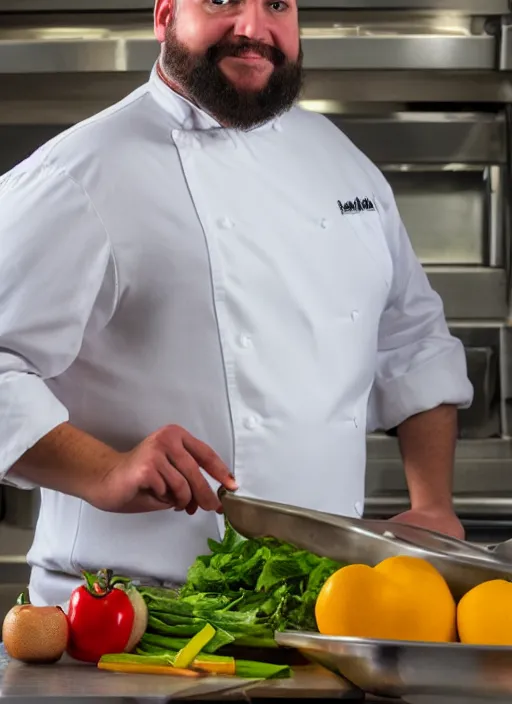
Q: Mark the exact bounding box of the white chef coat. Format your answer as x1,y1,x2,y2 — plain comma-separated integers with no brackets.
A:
0,64,473,607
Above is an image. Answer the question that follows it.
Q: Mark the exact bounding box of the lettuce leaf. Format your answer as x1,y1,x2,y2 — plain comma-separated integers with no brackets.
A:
138,521,344,649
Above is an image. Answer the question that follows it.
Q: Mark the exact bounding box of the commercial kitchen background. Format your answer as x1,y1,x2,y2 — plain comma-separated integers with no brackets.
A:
0,0,511,622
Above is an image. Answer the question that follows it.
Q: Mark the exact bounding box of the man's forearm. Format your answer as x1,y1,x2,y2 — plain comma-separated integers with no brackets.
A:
397,404,458,511
8,422,120,502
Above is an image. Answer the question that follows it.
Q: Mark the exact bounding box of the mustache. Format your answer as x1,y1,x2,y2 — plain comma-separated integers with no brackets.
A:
207,39,287,67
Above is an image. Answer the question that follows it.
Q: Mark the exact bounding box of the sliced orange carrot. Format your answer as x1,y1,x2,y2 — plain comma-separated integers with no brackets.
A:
97,661,201,677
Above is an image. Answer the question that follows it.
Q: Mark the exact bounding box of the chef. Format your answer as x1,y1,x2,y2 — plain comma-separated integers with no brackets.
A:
0,0,473,608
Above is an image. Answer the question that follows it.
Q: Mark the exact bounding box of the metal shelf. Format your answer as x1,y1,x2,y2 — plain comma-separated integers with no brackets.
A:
298,0,509,9
0,35,498,74
303,36,496,71
427,268,508,320
0,0,508,11
329,113,506,165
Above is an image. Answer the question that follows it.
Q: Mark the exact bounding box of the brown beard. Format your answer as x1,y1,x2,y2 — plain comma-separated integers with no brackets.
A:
161,24,304,130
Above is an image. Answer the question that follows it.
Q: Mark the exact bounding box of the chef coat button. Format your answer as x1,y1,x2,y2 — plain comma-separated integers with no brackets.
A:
273,121,283,132
239,333,252,348
244,416,259,430
320,218,330,229
353,416,358,428
354,501,363,517
219,217,235,230
351,310,360,322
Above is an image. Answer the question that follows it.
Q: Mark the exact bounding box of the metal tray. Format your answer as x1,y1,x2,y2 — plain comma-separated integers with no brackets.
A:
220,491,512,599
275,631,512,699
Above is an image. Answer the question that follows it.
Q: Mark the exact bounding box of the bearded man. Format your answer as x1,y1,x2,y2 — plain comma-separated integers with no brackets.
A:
0,0,472,607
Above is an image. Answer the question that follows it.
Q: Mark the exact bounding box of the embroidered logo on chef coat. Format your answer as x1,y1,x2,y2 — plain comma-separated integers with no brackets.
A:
337,197,376,215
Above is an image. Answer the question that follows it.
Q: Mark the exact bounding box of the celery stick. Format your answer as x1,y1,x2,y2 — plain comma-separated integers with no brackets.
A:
235,660,291,680
136,643,174,656
141,633,190,651
100,653,175,667
137,645,234,665
142,628,234,653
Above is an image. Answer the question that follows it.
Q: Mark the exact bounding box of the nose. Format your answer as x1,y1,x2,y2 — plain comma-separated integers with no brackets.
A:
232,2,271,42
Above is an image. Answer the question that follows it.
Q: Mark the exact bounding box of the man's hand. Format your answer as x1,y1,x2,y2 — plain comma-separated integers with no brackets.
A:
11,422,237,516
390,507,465,541
88,425,238,515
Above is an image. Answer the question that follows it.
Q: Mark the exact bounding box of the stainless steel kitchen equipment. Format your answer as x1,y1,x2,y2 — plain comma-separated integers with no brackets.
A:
0,654,262,701
1,0,512,591
0,651,362,701
219,491,512,599
275,631,512,700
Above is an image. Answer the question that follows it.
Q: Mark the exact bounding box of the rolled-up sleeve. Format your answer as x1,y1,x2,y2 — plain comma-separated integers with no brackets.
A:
0,161,115,487
367,181,474,432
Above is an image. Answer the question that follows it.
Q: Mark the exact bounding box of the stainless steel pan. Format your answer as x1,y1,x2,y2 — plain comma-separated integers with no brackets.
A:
219,490,512,600
275,631,512,700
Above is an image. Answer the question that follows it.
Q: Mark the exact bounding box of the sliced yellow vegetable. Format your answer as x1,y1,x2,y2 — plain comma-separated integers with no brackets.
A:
174,623,216,669
97,661,201,677
192,658,236,676
99,650,236,676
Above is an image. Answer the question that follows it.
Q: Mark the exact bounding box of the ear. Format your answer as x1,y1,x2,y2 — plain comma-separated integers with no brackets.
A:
154,0,174,43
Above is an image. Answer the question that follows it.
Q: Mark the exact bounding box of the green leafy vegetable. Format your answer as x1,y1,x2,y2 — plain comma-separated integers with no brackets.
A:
136,522,343,654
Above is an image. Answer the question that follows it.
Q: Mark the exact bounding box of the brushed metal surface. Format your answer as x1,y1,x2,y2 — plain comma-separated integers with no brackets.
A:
425,267,508,319
0,648,360,702
500,20,512,71
0,655,260,701
388,170,487,266
0,0,508,11
332,115,506,165
489,165,504,267
0,0,156,7
297,0,509,9
0,33,497,74
502,326,512,437
302,36,495,71
2,486,40,529
300,71,512,104
0,114,505,165
219,491,512,600
275,632,512,699
365,496,512,520
1,73,511,128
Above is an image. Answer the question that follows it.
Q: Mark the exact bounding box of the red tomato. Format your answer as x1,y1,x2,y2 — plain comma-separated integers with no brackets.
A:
67,570,134,663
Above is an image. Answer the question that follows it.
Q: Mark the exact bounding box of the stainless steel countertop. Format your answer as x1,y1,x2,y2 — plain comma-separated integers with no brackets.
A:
0,646,360,702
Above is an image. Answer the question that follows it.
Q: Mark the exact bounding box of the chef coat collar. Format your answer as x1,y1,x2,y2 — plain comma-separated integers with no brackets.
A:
148,61,283,135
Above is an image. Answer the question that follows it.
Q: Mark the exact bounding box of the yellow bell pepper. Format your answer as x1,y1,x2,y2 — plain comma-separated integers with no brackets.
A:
458,579,512,646
315,555,457,643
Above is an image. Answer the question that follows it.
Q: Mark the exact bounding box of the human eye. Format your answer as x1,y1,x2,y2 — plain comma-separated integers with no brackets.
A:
268,1,289,11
